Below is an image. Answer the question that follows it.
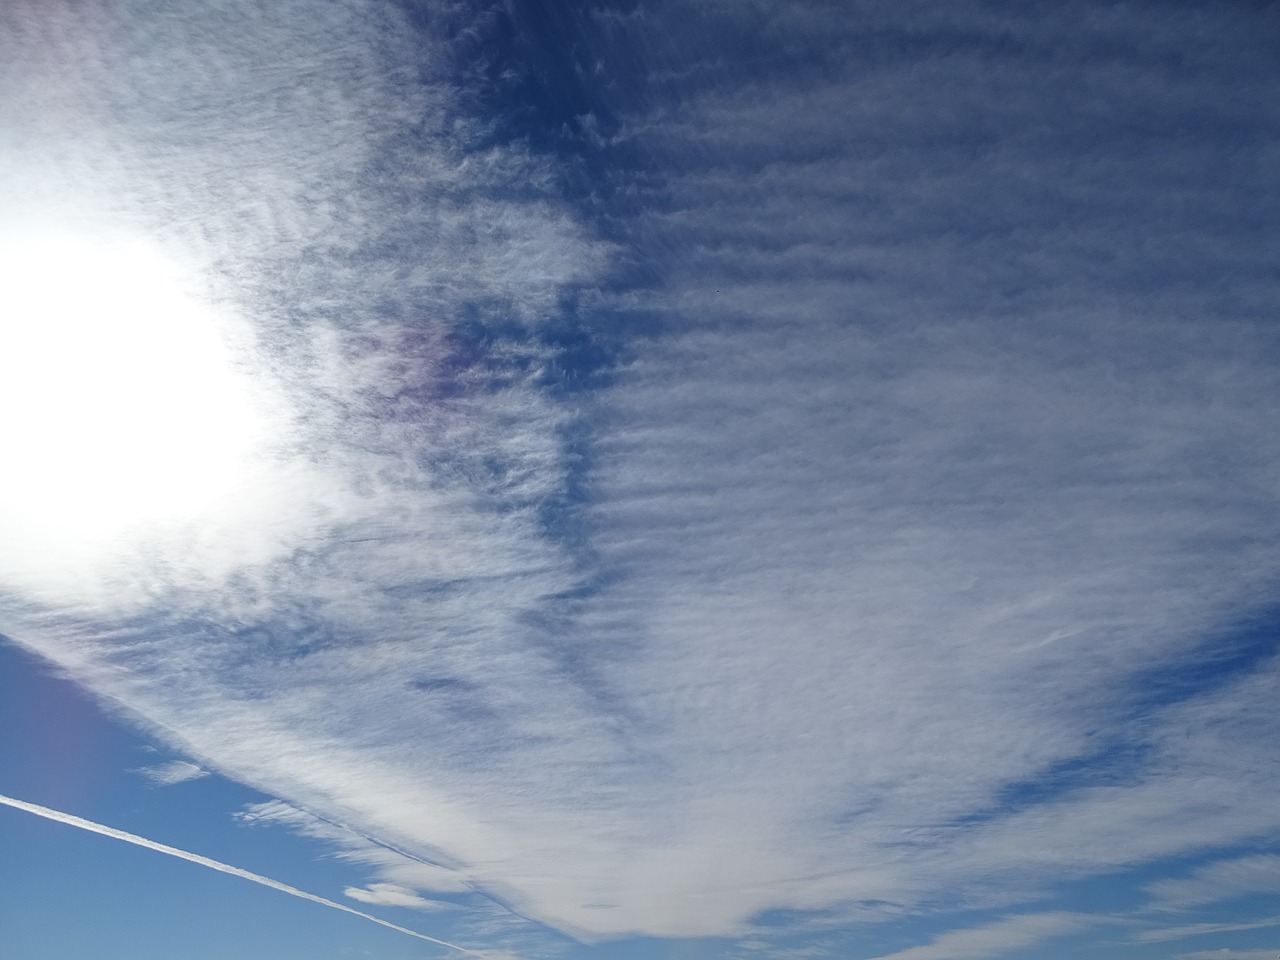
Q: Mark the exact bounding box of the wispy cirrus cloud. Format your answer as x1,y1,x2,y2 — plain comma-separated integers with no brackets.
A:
1,0,1279,954
1147,856,1280,912
345,883,453,912
1140,918,1280,944
538,0,1280,937
134,761,208,786
235,800,471,895
865,912,1096,960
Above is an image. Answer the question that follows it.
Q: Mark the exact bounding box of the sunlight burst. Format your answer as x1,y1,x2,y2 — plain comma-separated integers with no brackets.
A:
0,227,274,577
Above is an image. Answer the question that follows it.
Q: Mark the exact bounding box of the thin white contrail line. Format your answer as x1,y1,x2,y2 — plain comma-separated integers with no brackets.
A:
0,792,502,960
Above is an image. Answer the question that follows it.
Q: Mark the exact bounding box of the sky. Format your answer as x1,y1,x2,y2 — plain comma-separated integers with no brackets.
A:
1,1,1279,958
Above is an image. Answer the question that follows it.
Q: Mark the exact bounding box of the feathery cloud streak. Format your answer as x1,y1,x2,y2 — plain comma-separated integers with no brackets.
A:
1147,856,1280,912
865,912,1096,960
135,761,209,786
1,0,1279,954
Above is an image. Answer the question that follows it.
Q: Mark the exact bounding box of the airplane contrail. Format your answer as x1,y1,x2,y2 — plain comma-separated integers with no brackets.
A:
0,792,502,960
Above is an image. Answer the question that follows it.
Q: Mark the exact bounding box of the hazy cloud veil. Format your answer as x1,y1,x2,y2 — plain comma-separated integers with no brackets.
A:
2,0,1279,956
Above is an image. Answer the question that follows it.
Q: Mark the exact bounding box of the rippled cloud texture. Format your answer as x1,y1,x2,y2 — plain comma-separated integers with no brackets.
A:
2,1,1279,957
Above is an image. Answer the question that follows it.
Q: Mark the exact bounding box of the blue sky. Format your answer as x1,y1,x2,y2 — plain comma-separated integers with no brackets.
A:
1,1,1279,958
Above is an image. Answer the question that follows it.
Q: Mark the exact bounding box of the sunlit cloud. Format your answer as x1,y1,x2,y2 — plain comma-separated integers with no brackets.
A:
1147,856,1280,912
0,222,304,600
134,761,209,786
234,800,471,894
865,912,1097,960
345,883,453,912
1139,918,1280,943
1,0,1278,956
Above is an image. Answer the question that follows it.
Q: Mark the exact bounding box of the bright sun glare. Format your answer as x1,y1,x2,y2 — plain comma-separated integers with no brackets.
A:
0,227,272,581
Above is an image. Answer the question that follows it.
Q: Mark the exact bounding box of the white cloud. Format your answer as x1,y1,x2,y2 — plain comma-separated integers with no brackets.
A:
135,761,209,786
1147,856,1280,911
344,883,452,912
2,0,1279,950
1140,918,1280,943
1176,951,1280,960
0,0,603,611
236,800,471,895
865,912,1095,960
